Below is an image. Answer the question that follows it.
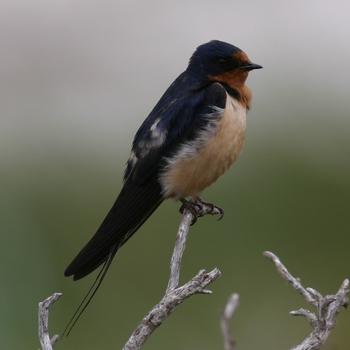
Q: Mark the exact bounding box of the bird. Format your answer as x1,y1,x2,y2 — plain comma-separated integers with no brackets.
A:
64,40,262,333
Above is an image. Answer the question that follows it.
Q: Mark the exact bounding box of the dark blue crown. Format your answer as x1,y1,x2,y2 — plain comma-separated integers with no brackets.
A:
188,40,243,76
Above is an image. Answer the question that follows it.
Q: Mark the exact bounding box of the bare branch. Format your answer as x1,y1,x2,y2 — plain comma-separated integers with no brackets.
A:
123,207,222,350
166,202,222,293
38,292,62,350
166,211,193,293
264,251,349,350
221,293,240,350
124,269,221,350
263,251,317,306
37,232,347,350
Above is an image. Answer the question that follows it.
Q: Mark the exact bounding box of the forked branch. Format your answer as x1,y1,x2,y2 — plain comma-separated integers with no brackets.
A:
264,251,349,350
123,204,222,350
218,252,348,350
37,220,349,350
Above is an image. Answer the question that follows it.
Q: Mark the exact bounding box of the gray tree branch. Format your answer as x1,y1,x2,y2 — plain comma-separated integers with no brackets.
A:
221,293,240,350
123,205,222,350
37,226,348,350
38,292,62,350
166,211,193,293
264,251,349,350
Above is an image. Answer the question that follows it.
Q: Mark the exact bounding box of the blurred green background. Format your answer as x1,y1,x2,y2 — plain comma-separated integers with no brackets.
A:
1,0,349,349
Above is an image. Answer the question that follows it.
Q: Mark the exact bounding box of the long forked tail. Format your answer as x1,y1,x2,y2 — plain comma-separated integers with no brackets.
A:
63,179,163,335
65,178,163,280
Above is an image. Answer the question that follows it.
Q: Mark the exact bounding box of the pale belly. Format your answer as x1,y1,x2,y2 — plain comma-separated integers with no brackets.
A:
160,95,247,198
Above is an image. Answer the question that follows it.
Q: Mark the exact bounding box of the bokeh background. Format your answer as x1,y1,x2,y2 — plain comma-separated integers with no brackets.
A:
1,0,349,349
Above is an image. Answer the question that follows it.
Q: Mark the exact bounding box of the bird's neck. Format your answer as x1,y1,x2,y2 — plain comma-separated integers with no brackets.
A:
209,70,252,109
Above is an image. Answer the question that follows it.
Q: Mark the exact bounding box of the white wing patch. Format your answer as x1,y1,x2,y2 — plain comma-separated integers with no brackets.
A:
126,118,168,178
137,118,167,157
150,118,160,132
128,150,138,166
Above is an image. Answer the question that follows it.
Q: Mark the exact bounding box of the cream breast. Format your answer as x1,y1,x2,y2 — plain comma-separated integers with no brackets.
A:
160,94,247,198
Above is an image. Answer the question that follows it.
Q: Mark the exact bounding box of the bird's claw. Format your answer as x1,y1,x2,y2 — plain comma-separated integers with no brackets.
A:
179,198,224,224
215,206,225,220
197,199,224,221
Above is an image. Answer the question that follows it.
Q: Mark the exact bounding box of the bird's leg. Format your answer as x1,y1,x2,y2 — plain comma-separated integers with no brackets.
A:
194,197,224,220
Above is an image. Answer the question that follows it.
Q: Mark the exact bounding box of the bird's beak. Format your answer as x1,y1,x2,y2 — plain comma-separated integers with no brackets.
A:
240,63,263,71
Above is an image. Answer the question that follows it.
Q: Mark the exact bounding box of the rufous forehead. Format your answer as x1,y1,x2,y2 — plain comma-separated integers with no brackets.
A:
233,51,250,64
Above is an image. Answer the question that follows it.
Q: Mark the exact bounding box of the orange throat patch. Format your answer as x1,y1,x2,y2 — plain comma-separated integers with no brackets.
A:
210,70,252,109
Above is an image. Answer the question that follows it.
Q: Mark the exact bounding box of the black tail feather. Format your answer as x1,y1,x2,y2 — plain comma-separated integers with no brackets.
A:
65,178,163,280
63,246,117,336
63,178,163,335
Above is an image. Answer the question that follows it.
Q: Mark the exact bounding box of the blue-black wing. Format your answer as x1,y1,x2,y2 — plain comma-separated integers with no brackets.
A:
125,76,227,183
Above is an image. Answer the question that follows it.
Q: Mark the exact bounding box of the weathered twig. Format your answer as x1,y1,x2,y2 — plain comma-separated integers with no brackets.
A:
264,251,349,350
221,293,240,350
123,205,222,350
38,292,62,350
166,211,193,293
166,204,222,293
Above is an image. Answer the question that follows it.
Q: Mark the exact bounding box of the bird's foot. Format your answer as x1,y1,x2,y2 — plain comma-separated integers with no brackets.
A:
179,198,224,225
195,198,224,221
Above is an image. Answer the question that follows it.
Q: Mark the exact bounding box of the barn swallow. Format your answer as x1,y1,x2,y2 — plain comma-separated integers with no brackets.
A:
64,40,262,332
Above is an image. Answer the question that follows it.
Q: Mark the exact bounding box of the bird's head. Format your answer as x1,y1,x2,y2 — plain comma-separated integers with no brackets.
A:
188,40,262,87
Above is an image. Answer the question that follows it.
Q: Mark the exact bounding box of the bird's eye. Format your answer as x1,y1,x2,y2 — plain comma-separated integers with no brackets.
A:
217,58,229,64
